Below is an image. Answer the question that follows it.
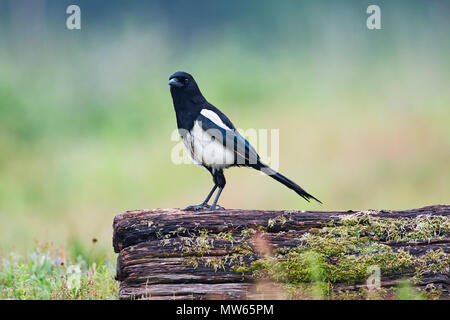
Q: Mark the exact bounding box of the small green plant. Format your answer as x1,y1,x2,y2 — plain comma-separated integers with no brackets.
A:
0,244,118,300
396,281,425,300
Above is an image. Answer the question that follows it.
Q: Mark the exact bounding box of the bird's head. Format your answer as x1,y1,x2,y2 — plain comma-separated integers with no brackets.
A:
168,71,200,95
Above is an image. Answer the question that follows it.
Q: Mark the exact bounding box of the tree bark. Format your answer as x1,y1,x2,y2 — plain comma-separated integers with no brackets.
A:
113,205,449,300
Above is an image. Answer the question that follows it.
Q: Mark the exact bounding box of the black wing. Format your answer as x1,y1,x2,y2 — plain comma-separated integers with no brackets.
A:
196,113,260,166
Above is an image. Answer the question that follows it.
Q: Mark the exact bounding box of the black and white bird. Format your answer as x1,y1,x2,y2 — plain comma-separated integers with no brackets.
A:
168,71,321,211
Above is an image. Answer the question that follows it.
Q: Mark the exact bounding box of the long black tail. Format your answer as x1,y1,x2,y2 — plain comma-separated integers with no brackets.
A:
253,162,322,204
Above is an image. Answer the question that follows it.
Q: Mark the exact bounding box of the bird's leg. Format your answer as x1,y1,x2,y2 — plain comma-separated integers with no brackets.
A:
184,185,217,211
209,187,225,211
209,170,226,211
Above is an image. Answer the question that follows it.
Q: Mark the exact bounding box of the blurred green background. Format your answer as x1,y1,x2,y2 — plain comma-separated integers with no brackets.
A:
0,0,449,260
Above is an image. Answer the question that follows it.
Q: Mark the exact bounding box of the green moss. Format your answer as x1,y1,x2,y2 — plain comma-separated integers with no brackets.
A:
203,257,226,272
240,228,257,239
248,213,448,299
420,284,443,300
322,213,449,242
413,249,449,282
180,232,213,256
214,231,236,242
178,228,257,276
178,212,448,300
267,215,289,230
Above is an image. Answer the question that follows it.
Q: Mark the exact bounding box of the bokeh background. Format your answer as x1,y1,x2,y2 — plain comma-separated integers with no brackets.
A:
0,0,449,261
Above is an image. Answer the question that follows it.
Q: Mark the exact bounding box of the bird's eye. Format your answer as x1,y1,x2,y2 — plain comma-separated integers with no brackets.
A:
184,78,189,83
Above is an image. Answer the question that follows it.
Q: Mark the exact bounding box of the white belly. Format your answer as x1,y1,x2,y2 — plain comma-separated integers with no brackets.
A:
181,122,235,170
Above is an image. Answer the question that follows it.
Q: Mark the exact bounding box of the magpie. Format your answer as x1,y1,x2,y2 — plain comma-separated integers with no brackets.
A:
168,71,321,211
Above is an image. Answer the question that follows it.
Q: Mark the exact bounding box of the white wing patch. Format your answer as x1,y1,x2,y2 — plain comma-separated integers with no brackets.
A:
200,109,232,131
182,120,235,170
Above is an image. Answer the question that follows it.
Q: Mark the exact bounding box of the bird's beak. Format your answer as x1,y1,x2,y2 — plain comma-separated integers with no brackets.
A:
168,78,183,88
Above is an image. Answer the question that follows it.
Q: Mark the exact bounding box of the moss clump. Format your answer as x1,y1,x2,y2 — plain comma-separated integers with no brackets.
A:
179,230,213,256
251,245,417,286
413,249,449,282
241,228,257,239
322,213,449,242
267,215,289,229
420,284,444,300
249,213,449,299
179,228,256,274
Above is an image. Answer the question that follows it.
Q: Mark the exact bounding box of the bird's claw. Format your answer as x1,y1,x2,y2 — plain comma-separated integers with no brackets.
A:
184,204,226,211
184,203,210,211
209,204,226,211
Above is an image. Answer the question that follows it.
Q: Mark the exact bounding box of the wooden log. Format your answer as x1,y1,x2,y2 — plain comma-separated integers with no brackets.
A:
113,205,450,300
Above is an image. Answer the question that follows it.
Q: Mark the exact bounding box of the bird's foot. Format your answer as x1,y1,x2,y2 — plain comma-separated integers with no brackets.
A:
184,203,211,211
184,203,226,211
209,204,226,211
